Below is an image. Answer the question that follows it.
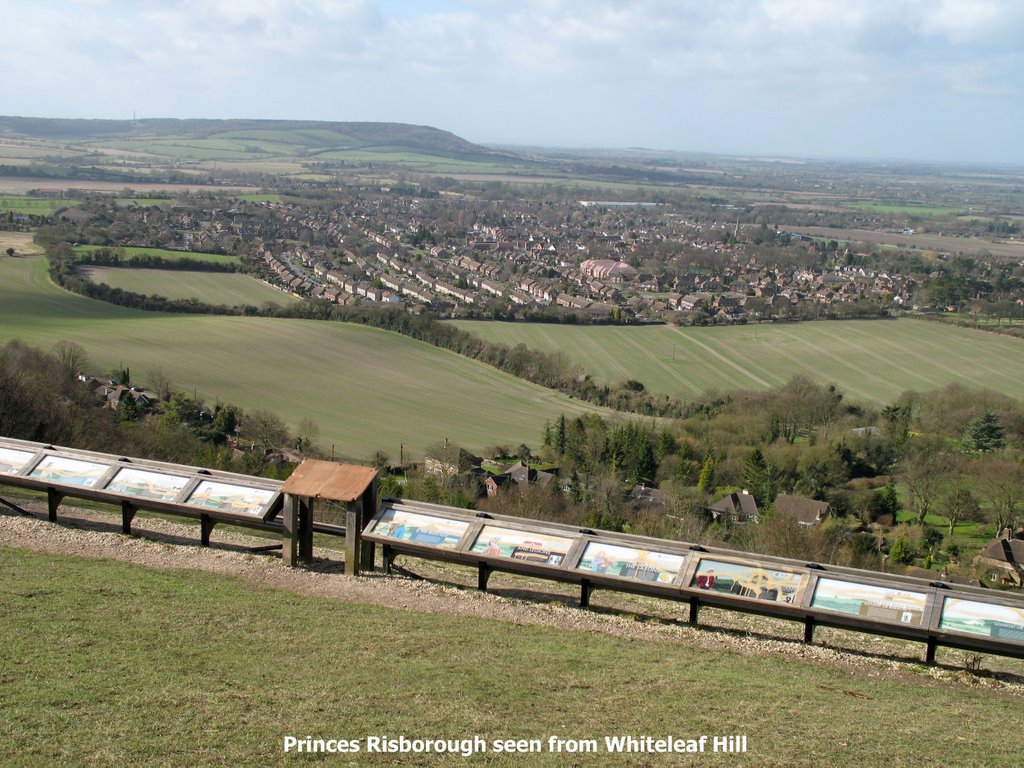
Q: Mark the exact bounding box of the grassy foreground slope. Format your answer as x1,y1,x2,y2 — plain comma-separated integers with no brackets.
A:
3,545,1022,768
0,256,604,459
80,267,298,306
450,319,1024,405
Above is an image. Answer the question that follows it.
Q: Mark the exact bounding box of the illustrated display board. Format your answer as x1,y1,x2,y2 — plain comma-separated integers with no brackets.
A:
0,447,36,475
470,525,575,566
810,577,928,626
940,597,1024,643
183,480,276,517
690,558,803,604
370,507,470,549
576,541,685,584
106,467,191,502
28,455,109,488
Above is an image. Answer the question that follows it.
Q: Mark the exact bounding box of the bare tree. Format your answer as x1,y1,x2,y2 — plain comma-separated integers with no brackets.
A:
898,438,949,525
52,340,89,374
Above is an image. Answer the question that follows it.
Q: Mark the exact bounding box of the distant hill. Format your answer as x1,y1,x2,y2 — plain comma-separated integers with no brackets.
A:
0,115,511,162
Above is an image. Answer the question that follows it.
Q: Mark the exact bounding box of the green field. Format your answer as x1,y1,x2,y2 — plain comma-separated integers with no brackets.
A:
81,267,298,307
842,201,967,216
2,545,1022,767
74,245,241,266
0,256,605,460
0,196,80,215
448,319,1024,405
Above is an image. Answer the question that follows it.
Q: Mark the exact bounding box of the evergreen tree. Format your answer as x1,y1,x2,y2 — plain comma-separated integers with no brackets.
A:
962,411,1005,452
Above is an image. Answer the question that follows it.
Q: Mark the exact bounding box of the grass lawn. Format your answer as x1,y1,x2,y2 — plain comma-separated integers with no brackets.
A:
448,319,1024,406
2,545,1022,767
80,267,298,307
0,255,608,461
73,245,241,266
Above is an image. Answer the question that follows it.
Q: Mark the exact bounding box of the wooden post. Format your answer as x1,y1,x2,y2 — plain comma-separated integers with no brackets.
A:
925,637,938,665
345,504,361,576
803,617,816,644
580,579,593,608
298,499,314,562
382,544,394,575
282,494,299,567
689,597,700,626
121,501,137,535
46,488,62,522
200,515,216,547
359,478,377,571
478,563,491,592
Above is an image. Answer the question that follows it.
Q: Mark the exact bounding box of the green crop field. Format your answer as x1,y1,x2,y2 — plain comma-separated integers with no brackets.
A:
448,319,1024,405
0,196,80,215
80,267,299,307
841,201,967,216
74,245,241,266
3,546,1022,767
0,256,606,460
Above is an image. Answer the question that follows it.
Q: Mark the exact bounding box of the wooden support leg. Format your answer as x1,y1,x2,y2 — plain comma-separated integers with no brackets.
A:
46,488,62,522
689,597,700,626
382,544,394,575
925,637,937,665
298,499,314,562
200,515,216,547
580,580,593,608
344,505,361,576
478,564,491,592
359,482,377,571
282,494,299,567
121,501,137,535
804,617,816,644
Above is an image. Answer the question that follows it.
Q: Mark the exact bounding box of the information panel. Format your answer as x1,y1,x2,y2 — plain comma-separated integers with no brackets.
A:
576,541,685,584
29,456,109,488
940,597,1024,642
0,447,35,475
811,577,928,626
471,525,575,566
690,559,803,604
184,480,276,517
371,508,470,549
106,467,190,502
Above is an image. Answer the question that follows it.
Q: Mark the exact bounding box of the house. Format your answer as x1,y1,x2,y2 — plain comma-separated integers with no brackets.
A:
774,494,830,526
423,447,482,478
486,461,556,495
708,491,759,523
975,527,1024,587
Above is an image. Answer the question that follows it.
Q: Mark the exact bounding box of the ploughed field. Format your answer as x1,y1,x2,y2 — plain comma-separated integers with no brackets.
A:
448,318,1024,405
0,255,606,460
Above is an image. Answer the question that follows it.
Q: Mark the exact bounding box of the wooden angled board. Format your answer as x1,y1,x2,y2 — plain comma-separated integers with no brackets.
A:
365,504,473,550
574,538,688,587
937,594,1024,645
0,446,38,476
279,459,377,502
468,523,577,567
27,455,111,489
182,479,279,519
809,575,930,628
105,466,192,502
685,554,807,608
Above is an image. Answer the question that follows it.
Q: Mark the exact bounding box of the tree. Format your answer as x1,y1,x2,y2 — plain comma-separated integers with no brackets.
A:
4,247,14,258
52,340,89,373
961,411,1005,452
941,482,981,537
898,439,949,525
978,457,1023,536
240,409,289,450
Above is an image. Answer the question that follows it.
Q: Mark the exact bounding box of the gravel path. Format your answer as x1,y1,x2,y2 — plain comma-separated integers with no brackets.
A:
2,498,1023,695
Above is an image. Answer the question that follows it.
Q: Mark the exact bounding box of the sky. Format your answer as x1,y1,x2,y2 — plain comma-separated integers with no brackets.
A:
2,0,1023,164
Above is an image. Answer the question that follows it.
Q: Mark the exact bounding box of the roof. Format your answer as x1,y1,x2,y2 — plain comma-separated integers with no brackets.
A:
774,494,830,524
280,459,378,502
979,538,1024,566
710,491,759,520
